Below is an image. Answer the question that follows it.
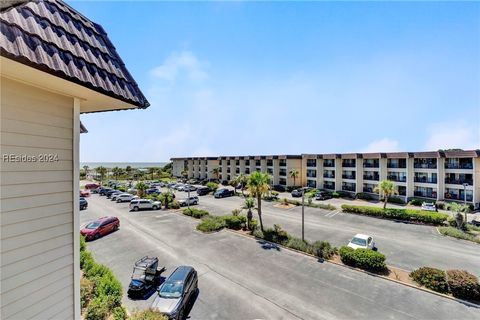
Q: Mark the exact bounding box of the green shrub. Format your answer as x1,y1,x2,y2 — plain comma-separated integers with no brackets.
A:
80,250,95,273
80,277,94,309
446,270,480,300
111,306,128,320
231,208,241,216
331,192,340,198
356,192,374,200
312,241,337,259
410,267,449,293
206,182,219,192
168,200,180,209
249,219,258,231
385,196,405,204
95,272,123,306
339,246,386,272
196,216,226,232
341,204,448,225
285,237,312,253
271,191,279,198
85,296,111,320
435,201,445,210
183,208,209,219
438,227,480,244
224,215,246,230
80,235,86,252
130,309,169,320
262,224,289,245
252,228,264,239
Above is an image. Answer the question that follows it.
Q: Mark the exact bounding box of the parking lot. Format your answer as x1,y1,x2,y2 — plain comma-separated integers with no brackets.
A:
81,193,479,319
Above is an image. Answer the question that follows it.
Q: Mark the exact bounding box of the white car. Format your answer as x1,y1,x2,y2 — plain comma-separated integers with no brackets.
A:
347,234,376,250
110,191,123,200
116,193,135,203
178,196,199,207
129,199,161,211
421,202,437,212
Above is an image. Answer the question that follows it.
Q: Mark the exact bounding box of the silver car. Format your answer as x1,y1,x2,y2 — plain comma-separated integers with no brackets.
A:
116,193,135,203
151,266,198,320
178,196,199,207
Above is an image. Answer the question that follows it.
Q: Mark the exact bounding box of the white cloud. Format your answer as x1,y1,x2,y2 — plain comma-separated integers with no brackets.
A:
150,51,208,83
425,121,480,151
362,138,400,153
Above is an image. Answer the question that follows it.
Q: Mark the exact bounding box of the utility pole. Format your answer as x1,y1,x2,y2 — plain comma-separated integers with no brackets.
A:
301,187,305,242
187,188,191,210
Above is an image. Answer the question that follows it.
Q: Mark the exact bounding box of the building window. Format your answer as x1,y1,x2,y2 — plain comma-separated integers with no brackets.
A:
398,186,406,196
342,182,356,192
245,168,250,174
324,181,335,190
387,172,406,182
363,159,379,168
267,168,273,175
363,183,377,193
342,159,356,168
245,160,250,166
445,158,473,170
307,180,317,188
279,177,287,186
279,169,287,176
342,171,356,180
414,158,437,169
324,170,335,178
307,169,316,178
324,159,335,167
267,159,273,166
255,160,261,166
307,159,317,167
363,171,379,181
414,173,437,184
387,158,406,168
279,159,287,167
414,186,437,198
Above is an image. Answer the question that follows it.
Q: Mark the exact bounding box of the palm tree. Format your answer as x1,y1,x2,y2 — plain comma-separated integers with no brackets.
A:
211,168,220,181
243,197,255,230
159,191,174,209
83,165,89,178
112,166,121,180
237,174,248,196
289,169,299,187
247,171,271,232
374,180,398,209
147,167,156,180
447,202,470,230
96,166,107,186
125,166,133,179
135,181,148,198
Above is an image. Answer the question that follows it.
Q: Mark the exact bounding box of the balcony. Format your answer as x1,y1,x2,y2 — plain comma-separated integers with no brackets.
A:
324,160,335,167
414,177,437,184
323,173,335,179
363,162,379,168
445,163,473,170
342,174,356,180
387,175,406,182
444,178,473,185
414,191,437,199
444,193,473,202
387,163,406,169
342,162,356,168
414,163,437,169
363,175,379,181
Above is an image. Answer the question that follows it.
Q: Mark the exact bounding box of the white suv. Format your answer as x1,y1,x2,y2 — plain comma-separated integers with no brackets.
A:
178,196,199,207
129,199,161,211
116,193,135,203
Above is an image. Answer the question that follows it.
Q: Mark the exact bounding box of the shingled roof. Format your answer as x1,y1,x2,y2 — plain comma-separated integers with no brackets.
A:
0,0,149,110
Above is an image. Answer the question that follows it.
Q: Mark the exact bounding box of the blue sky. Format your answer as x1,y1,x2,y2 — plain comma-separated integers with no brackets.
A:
74,1,480,162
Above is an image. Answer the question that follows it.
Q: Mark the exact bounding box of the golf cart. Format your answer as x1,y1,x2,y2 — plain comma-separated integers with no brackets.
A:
127,256,166,298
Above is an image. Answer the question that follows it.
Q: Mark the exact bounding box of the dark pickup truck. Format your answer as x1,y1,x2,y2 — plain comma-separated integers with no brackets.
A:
214,188,235,198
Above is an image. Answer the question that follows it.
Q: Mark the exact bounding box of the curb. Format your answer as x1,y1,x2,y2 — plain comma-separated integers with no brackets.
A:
226,229,480,308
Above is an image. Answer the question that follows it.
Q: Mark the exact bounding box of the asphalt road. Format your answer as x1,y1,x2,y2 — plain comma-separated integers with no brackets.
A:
179,190,480,275
81,195,479,319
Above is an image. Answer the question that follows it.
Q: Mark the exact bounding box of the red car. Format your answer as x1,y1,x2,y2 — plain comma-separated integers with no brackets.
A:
85,183,99,190
80,216,119,241
80,189,91,197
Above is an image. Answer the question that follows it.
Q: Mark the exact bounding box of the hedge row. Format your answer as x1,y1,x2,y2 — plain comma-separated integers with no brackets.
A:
438,226,480,244
182,208,209,219
338,246,387,272
196,215,248,232
252,224,337,259
80,236,126,320
410,267,480,301
341,204,448,225
280,198,336,211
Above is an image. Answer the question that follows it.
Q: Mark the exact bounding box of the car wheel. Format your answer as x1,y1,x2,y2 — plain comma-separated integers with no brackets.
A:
152,205,158,210
94,233,100,240
133,206,139,211
177,308,185,320
113,225,119,231
117,199,121,203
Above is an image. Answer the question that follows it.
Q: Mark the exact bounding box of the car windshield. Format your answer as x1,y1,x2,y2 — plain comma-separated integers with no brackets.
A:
80,197,85,201
158,281,183,299
351,237,367,246
85,222,100,229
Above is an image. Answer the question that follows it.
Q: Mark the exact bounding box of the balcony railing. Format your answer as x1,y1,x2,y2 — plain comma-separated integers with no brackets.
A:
444,178,473,185
387,163,406,169
414,163,437,169
363,163,379,168
342,174,356,180
363,175,379,181
445,163,473,170
444,193,473,202
342,163,356,168
387,176,406,182
414,177,437,184
414,191,437,199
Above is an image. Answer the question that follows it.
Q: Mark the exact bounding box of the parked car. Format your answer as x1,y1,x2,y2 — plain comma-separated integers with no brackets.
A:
315,191,332,201
196,187,210,196
291,189,304,198
99,187,112,196
80,189,91,197
273,184,286,192
127,188,138,194
146,188,161,195
183,185,197,192
80,216,119,241
175,184,185,191
129,199,161,211
80,197,88,210
85,183,99,189
127,256,166,298
151,266,198,320
421,202,437,212
469,218,480,227
214,188,235,198
347,234,376,250
116,193,135,203
178,196,199,207
108,190,122,199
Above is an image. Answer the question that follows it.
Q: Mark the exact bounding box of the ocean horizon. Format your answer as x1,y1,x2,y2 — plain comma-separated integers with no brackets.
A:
80,162,169,169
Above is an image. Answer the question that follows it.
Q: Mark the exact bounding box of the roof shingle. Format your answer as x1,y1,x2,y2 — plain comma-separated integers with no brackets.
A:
1,0,149,109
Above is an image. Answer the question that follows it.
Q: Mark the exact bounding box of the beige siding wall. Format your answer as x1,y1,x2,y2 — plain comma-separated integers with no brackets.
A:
1,77,75,319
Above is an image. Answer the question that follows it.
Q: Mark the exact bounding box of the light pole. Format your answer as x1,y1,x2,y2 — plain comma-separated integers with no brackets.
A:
463,183,469,224
301,187,305,242
187,188,190,210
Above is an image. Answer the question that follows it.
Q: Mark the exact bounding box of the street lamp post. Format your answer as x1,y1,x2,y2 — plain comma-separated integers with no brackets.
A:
301,187,305,242
463,183,469,224
187,188,190,210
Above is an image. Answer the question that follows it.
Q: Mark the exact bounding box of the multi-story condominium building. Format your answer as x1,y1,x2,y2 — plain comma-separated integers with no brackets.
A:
171,150,480,209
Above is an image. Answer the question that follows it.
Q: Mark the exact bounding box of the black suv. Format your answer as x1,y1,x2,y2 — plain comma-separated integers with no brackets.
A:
316,191,332,200
214,188,235,198
196,186,210,196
